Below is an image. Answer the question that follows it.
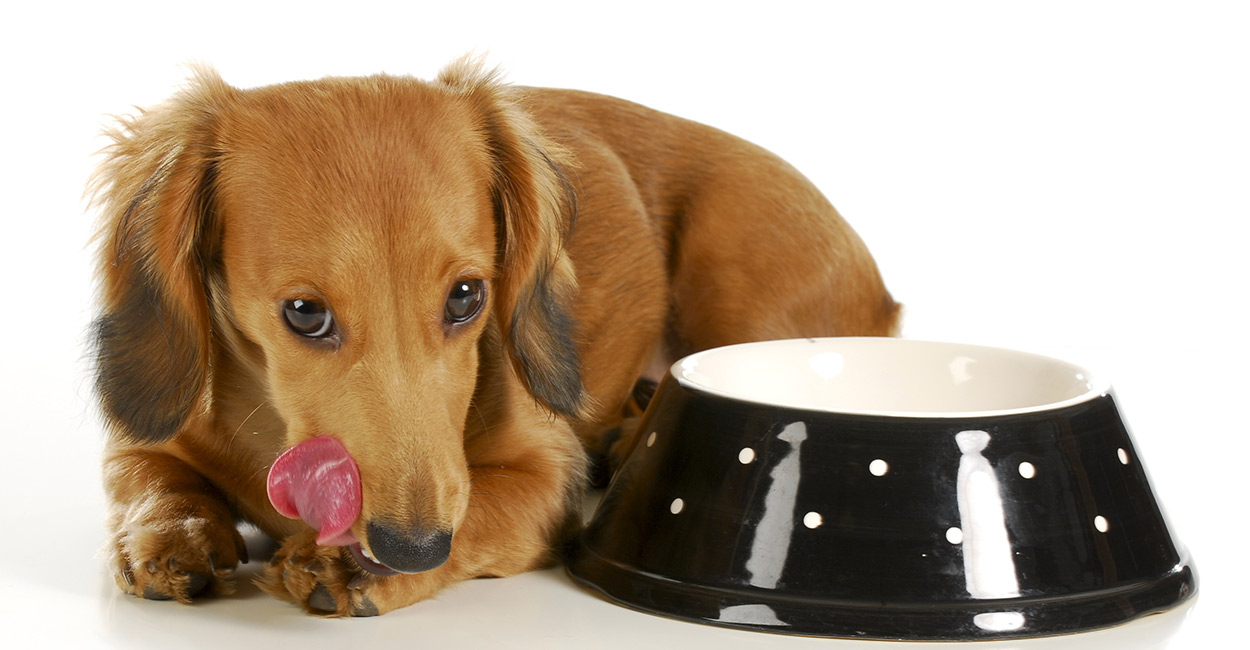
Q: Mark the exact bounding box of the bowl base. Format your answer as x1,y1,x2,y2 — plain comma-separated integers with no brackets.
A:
568,546,1196,641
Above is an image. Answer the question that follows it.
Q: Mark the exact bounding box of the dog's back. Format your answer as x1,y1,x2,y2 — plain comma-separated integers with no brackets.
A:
519,87,899,408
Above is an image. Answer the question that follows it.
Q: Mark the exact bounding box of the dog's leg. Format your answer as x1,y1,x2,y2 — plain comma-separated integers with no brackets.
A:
577,334,673,487
583,374,662,487
104,447,248,602
257,409,585,616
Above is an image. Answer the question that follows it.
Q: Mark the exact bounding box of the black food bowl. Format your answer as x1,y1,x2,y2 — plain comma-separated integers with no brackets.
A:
568,338,1195,640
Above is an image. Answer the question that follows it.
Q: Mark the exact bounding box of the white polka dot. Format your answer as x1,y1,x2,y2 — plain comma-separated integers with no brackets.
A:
1018,462,1036,479
946,527,964,544
803,512,823,529
738,448,755,464
670,498,684,514
1117,448,1130,465
1094,515,1109,533
869,459,889,476
974,612,1026,632
646,432,657,447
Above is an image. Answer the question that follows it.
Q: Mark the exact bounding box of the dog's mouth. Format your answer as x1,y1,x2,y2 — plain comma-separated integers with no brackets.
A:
266,436,418,577
326,529,402,577
267,436,396,576
348,540,399,576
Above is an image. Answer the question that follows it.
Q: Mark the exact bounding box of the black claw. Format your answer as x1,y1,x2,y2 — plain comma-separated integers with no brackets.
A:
307,583,337,613
588,427,623,488
184,572,211,598
236,535,250,564
352,597,379,617
142,585,172,601
631,379,658,412
120,566,135,587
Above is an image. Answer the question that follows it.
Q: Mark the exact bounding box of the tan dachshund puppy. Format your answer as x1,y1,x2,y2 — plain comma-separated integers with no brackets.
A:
90,59,899,616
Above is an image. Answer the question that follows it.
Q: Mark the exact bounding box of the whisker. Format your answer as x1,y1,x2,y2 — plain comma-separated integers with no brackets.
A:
471,403,489,434
470,473,517,481
470,489,501,502
246,461,278,483
231,401,269,439
466,447,491,466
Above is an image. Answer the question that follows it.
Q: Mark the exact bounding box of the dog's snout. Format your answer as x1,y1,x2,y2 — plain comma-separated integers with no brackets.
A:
365,520,452,574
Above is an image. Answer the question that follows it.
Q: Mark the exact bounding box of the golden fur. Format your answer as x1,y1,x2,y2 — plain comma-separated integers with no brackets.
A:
90,59,898,616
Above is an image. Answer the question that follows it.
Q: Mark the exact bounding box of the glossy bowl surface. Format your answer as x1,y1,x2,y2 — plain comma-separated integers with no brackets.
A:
568,338,1195,640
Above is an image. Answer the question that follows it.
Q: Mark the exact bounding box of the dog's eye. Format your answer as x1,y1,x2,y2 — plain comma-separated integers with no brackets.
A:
445,279,485,324
282,299,335,338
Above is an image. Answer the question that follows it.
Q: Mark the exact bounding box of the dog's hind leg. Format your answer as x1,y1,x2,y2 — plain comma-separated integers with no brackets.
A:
666,153,899,351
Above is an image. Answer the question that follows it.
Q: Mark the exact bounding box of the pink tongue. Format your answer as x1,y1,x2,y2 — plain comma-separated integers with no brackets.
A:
266,436,362,546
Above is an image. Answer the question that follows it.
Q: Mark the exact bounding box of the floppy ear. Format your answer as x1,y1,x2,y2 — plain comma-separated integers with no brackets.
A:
89,69,231,444
438,60,588,418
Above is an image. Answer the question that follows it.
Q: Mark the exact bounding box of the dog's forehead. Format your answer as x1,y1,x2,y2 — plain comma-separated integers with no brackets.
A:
212,79,498,294
216,78,491,211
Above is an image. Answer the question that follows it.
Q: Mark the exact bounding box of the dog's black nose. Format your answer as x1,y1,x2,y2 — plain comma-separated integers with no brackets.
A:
365,520,452,574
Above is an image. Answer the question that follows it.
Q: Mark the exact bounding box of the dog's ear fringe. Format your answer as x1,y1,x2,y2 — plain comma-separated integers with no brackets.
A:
87,67,230,444
436,54,506,93
438,58,591,420
91,279,208,444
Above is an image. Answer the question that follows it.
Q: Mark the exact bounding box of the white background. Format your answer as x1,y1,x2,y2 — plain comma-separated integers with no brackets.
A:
1,1,1246,647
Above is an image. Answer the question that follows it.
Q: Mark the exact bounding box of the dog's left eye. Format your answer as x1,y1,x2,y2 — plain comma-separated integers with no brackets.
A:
282,299,335,338
445,279,485,324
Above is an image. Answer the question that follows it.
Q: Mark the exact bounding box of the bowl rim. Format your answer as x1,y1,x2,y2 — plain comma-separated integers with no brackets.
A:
672,337,1111,419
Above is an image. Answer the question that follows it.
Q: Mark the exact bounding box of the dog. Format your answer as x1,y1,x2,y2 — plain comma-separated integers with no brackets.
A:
90,58,899,617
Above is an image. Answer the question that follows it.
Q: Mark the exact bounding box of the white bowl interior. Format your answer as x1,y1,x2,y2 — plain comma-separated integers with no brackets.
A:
676,338,1102,417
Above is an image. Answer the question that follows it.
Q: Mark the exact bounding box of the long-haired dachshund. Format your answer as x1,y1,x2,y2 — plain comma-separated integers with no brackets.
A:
90,58,899,616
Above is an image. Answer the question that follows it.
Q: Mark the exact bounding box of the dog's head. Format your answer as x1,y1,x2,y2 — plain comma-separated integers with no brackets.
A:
91,61,585,573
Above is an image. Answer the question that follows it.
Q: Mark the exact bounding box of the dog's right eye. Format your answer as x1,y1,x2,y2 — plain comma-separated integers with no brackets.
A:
282,299,335,338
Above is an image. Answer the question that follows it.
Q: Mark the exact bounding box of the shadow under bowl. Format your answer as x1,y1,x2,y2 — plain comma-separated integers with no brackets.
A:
568,338,1195,640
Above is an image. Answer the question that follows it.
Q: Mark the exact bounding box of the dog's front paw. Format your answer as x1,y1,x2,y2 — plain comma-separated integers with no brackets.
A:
109,495,248,603
257,530,382,617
